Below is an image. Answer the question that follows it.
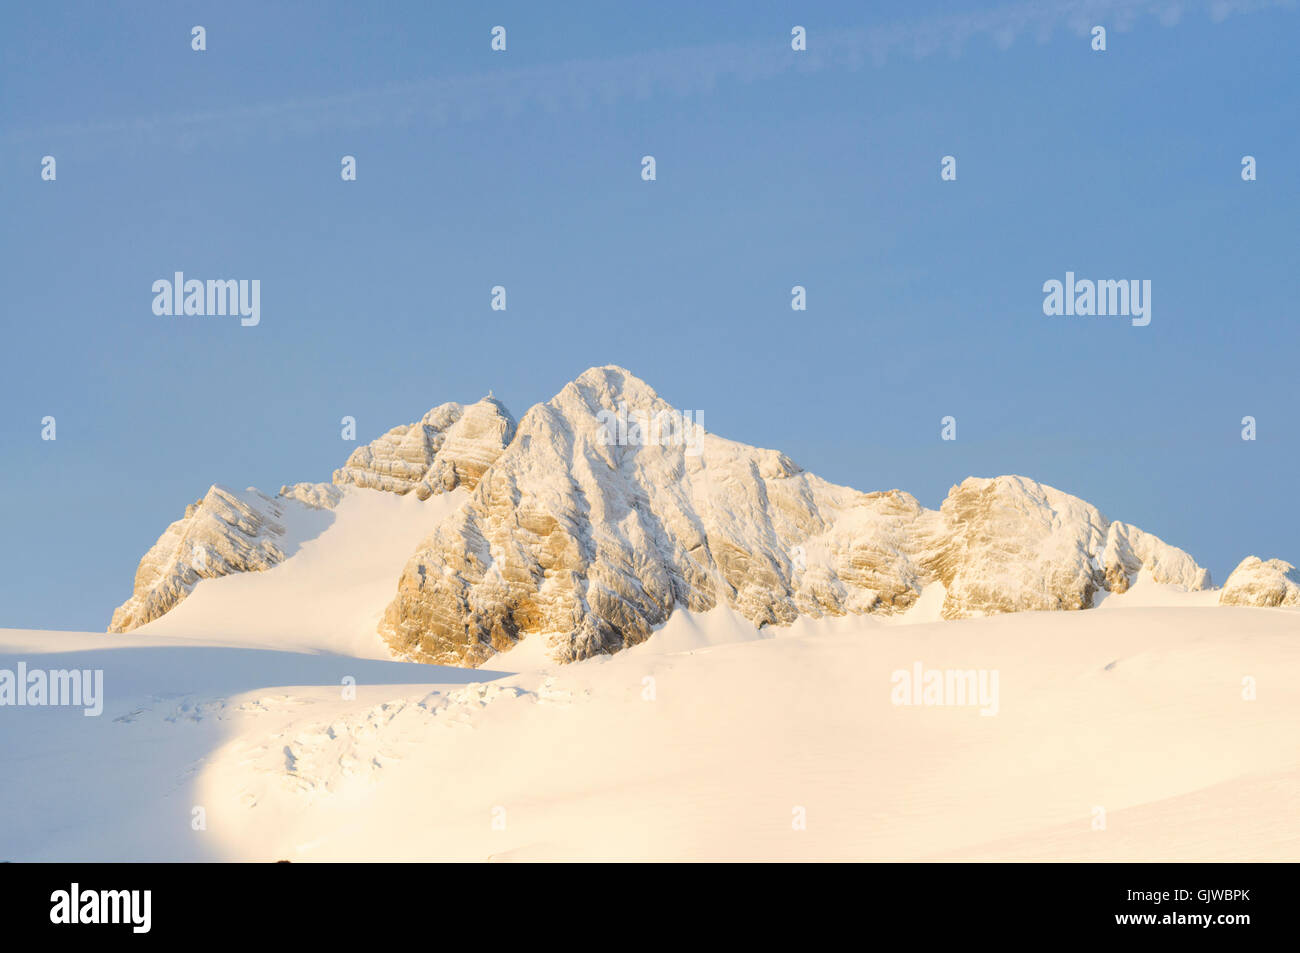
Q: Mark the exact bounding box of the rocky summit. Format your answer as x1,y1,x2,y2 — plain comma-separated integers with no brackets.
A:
1219,557,1300,608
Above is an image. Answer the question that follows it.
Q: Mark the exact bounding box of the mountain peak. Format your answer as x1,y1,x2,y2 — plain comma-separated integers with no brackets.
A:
375,376,1210,666
334,394,515,499
562,365,666,411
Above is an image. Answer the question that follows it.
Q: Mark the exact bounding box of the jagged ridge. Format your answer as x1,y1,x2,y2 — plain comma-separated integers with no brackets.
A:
111,366,1233,666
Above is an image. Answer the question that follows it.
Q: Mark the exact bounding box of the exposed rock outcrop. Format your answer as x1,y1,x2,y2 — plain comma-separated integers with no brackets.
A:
1219,557,1300,608
415,396,517,498
278,482,343,510
928,476,1210,616
332,397,515,497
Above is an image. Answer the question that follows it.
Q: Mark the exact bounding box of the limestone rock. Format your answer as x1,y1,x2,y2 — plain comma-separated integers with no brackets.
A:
415,396,517,498
332,403,463,495
928,476,1210,618
333,397,515,497
1219,557,1300,608
278,482,343,510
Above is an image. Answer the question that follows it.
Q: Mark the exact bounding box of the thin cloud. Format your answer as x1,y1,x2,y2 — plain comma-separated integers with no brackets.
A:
5,0,1292,152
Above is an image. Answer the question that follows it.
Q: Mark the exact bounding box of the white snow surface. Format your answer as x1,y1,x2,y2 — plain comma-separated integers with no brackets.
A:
1093,570,1221,609
4,592,1297,861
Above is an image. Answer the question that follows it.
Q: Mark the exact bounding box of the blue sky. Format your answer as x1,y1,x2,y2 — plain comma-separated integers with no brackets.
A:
1,0,1296,630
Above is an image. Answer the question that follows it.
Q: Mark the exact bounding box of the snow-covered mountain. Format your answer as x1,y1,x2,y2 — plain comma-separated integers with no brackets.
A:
110,366,1237,666
379,367,1210,666
107,396,515,635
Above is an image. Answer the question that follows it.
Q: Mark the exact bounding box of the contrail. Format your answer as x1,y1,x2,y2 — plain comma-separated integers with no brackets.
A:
4,0,1291,152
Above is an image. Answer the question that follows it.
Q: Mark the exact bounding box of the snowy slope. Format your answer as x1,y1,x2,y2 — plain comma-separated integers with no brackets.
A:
137,487,469,658
108,485,338,633
4,596,1297,862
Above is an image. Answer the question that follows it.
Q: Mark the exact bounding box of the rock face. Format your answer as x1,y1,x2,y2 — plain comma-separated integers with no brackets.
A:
416,396,518,498
1219,557,1300,608
108,485,336,633
278,482,343,510
377,367,1211,666
332,403,462,496
332,397,515,498
928,476,1211,616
